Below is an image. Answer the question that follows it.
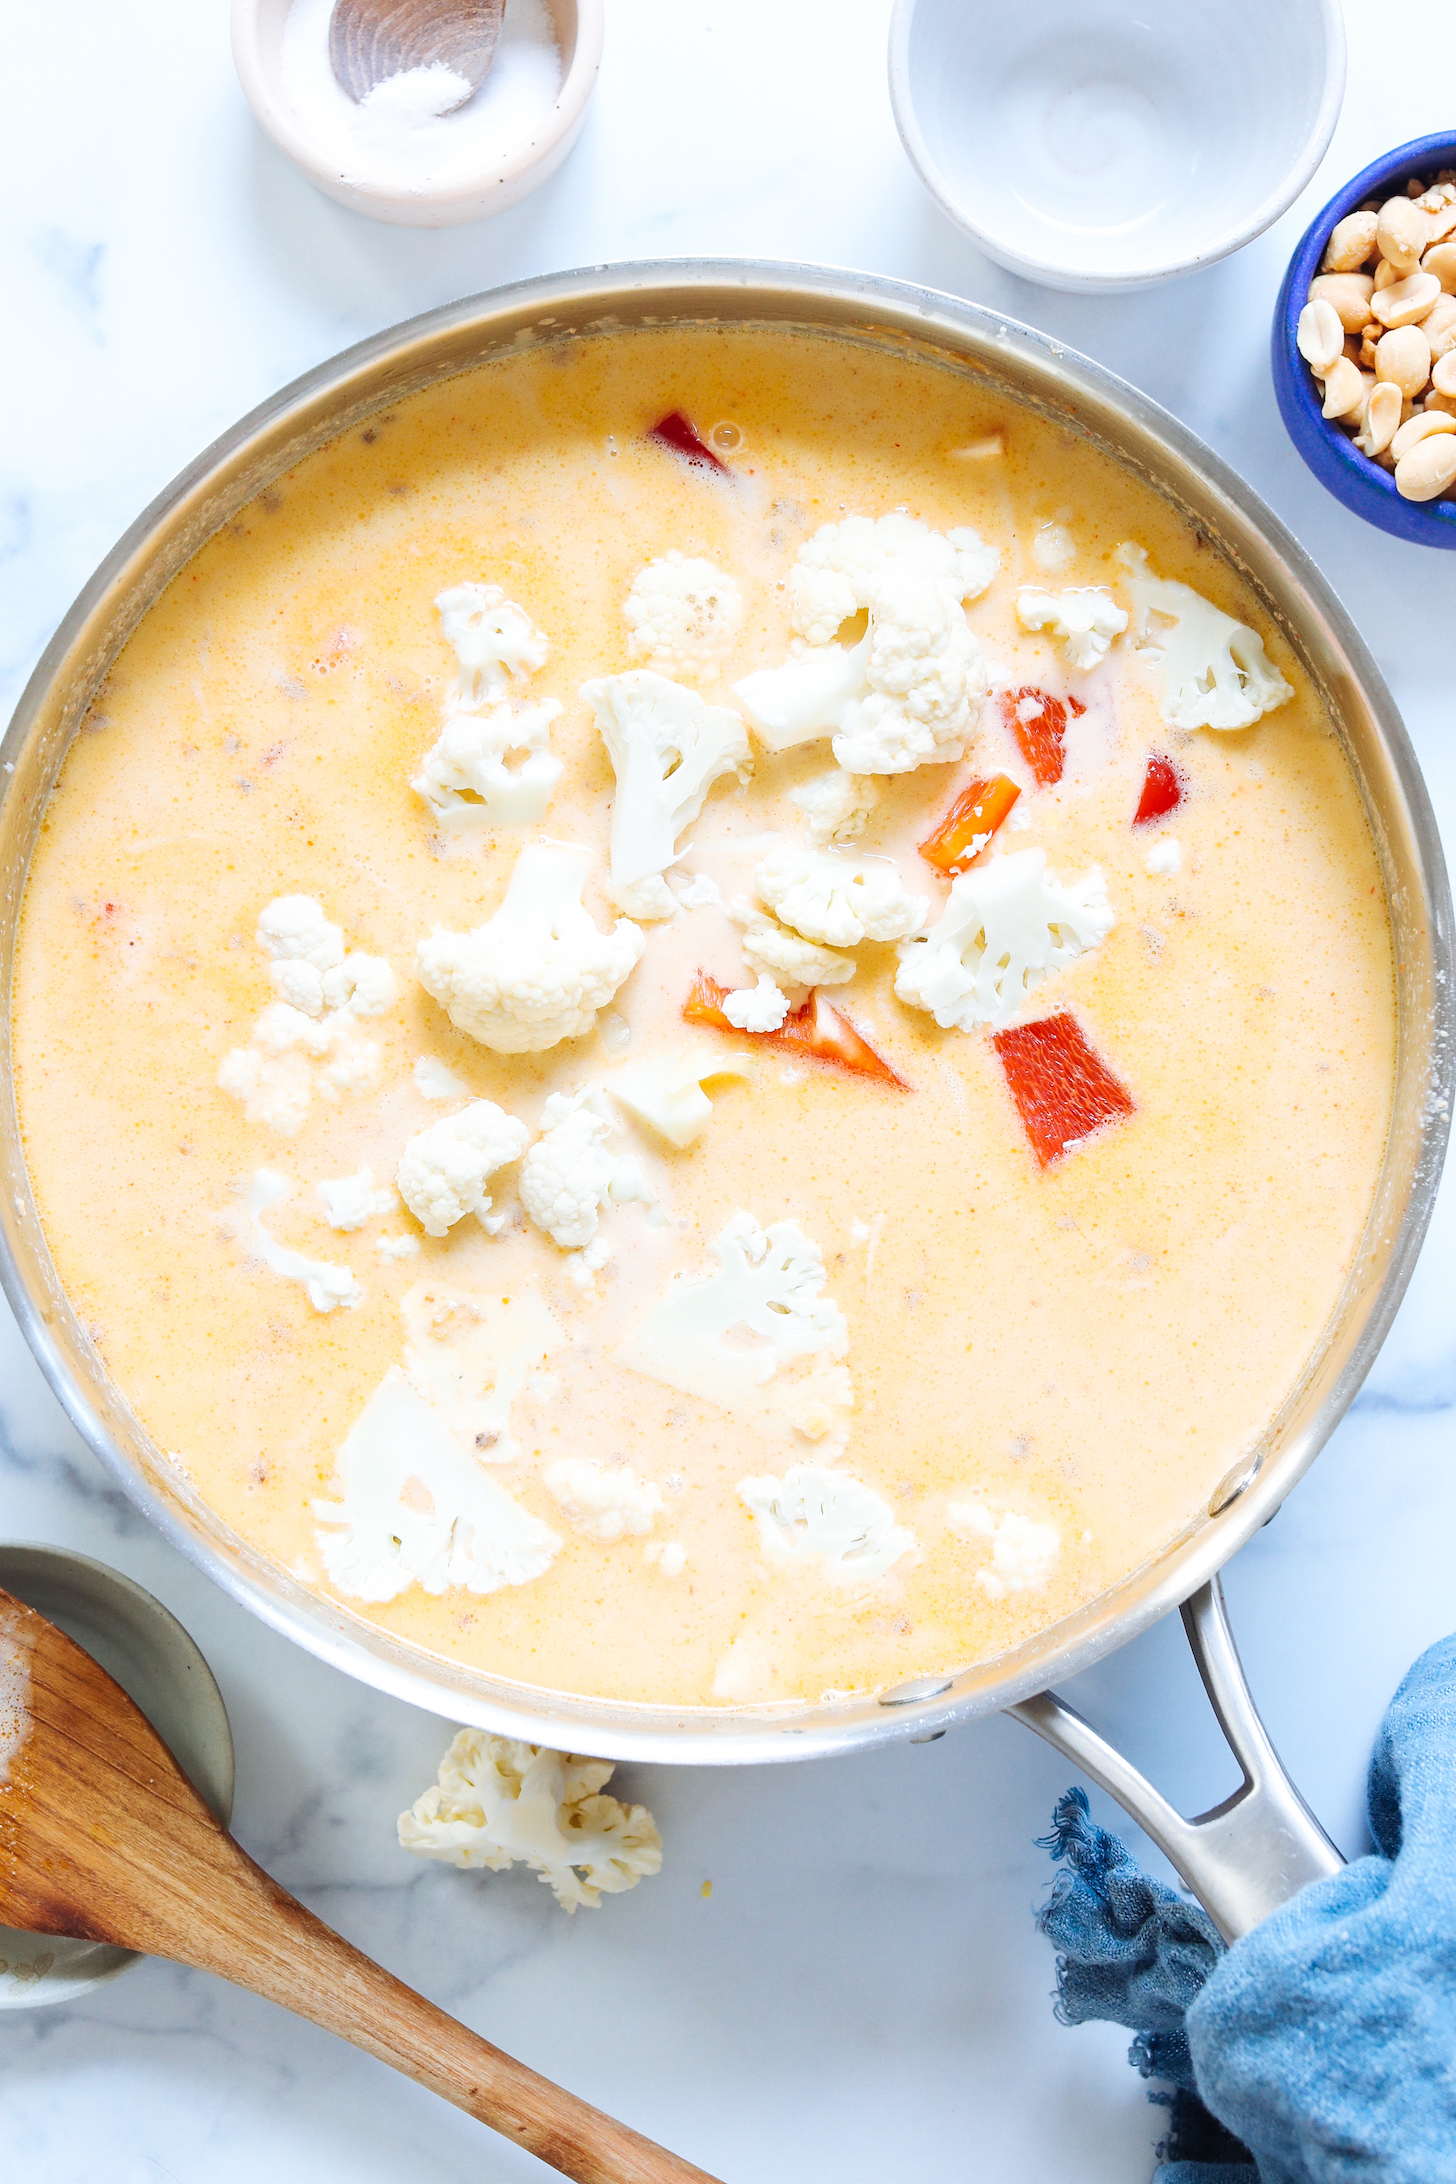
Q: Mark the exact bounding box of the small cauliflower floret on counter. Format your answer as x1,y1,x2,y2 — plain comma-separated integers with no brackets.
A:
616,1210,847,1411
1129,576,1293,730
244,1172,362,1312
753,840,928,948
733,513,997,774
316,1167,395,1232
416,840,645,1055
738,1462,916,1584
315,1371,560,1602
623,550,745,684
398,1731,661,1913
412,699,565,831
1015,585,1129,671
396,1100,531,1238
544,1457,664,1541
894,846,1114,1033
728,900,857,989
519,1084,616,1249
947,1500,1060,1597
789,768,881,847
723,974,790,1032
436,582,550,707
581,669,752,921
606,1050,749,1150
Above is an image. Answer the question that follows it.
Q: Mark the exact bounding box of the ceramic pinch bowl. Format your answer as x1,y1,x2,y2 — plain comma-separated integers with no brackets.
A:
888,0,1346,293
232,0,603,227
0,1544,234,2008
1273,131,1456,549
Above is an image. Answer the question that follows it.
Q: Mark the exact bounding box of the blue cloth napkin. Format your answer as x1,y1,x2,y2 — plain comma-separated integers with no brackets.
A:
1035,1631,1456,2181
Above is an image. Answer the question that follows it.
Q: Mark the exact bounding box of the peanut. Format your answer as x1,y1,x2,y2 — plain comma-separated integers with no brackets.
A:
1394,434,1456,501
1378,196,1429,272
1426,201,1456,246
1297,298,1345,373
1425,296,1456,360
1319,356,1366,419
1309,272,1376,332
1425,390,1456,418
1375,324,1433,396
1433,351,1456,397
1389,411,1456,461
1362,380,1403,454
1371,271,1441,329
1374,258,1399,292
1323,211,1378,271
1424,242,1456,295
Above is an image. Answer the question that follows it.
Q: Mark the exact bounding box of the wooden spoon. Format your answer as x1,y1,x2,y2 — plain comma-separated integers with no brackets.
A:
328,0,505,110
0,1587,718,2184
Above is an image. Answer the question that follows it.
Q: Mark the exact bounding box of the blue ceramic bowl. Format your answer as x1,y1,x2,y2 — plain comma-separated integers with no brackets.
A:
1273,130,1456,548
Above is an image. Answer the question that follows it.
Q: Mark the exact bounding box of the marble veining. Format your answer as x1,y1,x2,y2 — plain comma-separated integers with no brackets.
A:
2,0,1456,2174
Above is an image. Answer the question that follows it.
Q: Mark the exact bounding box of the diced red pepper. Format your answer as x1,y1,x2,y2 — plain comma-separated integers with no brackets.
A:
992,1012,1135,1167
919,774,1022,874
1134,754,1183,826
647,411,729,474
684,973,908,1088
1000,687,1083,788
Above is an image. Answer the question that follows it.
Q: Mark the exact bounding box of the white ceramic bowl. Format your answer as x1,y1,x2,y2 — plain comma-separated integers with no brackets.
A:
888,0,1346,292
232,0,602,227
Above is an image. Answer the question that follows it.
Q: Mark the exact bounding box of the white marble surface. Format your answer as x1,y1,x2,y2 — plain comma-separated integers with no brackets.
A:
2,2,1455,2176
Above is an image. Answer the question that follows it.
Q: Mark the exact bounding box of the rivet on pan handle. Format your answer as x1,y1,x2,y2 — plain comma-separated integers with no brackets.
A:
1008,1575,1344,1944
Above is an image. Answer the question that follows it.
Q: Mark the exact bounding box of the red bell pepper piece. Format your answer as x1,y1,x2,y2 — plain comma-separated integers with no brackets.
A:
1000,687,1084,789
1134,754,1183,825
919,774,1022,874
647,411,729,474
992,1012,1135,1166
684,973,908,1088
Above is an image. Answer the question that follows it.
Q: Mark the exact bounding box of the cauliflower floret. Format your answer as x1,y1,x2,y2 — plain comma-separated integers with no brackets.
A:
544,1457,664,1541
314,1371,560,1601
738,1462,916,1584
674,871,722,909
257,895,346,971
413,1055,469,1101
519,1084,617,1248
947,1500,1060,1598
396,1100,531,1238
1129,577,1294,730
728,900,857,989
894,846,1114,1033
616,1210,848,1411
1016,586,1129,671
723,975,790,1031
416,840,645,1055
789,768,881,847
217,1046,314,1135
733,514,998,774
623,551,745,684
316,1168,396,1231
413,698,564,831
754,841,928,948
605,1050,750,1149
322,952,397,1018
398,1731,661,1912
581,670,752,921
436,583,549,707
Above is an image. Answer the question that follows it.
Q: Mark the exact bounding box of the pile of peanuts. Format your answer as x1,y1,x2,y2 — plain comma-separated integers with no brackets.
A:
1297,173,1456,504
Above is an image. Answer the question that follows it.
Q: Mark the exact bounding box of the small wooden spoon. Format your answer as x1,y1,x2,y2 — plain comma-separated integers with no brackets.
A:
0,1587,718,2184
329,0,506,110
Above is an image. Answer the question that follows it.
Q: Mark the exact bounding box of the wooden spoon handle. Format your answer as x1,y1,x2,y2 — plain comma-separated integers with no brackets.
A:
174,1842,720,2184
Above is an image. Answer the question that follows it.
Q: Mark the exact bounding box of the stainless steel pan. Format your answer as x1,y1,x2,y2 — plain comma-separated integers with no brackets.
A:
4,264,1449,1940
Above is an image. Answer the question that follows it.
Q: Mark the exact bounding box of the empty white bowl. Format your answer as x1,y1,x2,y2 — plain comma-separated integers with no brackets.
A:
888,0,1346,292
232,0,602,228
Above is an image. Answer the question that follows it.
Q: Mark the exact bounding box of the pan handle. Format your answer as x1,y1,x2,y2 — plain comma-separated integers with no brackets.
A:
1008,1575,1343,1943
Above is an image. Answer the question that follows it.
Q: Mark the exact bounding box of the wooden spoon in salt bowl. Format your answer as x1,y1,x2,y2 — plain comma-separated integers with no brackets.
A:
0,1586,718,2184
328,0,506,110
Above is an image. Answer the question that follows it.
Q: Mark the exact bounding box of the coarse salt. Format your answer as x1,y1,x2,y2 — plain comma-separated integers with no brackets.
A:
280,0,562,196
